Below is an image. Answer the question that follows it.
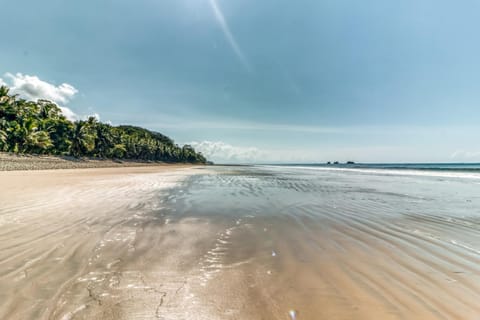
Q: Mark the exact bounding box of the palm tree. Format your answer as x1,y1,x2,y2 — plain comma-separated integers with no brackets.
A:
93,122,114,158
0,86,13,105
25,130,53,153
0,84,208,163
111,143,127,158
70,121,95,157
0,86,18,121
0,132,6,150
45,117,73,155
14,117,52,154
37,100,63,120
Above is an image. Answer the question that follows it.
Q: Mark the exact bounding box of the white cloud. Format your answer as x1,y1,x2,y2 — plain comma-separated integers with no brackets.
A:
190,141,263,163
4,73,77,104
451,150,480,161
0,72,79,120
58,107,78,121
188,142,436,164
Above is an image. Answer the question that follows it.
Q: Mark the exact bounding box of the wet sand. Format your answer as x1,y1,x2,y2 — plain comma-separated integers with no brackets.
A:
0,166,213,319
1,166,480,319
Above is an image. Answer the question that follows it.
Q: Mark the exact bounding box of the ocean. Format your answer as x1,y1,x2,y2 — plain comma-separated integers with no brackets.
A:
271,162,480,171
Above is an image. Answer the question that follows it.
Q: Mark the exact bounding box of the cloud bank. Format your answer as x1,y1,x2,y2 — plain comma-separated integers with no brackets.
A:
189,141,441,164
190,141,263,163
451,150,480,161
0,73,79,120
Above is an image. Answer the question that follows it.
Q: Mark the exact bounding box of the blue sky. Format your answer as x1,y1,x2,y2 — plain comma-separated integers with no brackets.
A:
1,0,480,163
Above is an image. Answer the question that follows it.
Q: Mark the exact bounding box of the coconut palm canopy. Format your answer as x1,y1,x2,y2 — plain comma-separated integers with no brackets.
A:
0,86,206,163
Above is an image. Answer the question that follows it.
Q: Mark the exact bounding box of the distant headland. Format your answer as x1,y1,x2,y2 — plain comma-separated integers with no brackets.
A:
326,161,355,165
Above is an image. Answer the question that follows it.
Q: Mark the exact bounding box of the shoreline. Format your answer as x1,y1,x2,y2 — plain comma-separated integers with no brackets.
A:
0,152,200,171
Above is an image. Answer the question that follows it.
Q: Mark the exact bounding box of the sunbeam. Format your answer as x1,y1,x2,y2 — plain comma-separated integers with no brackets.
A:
208,0,252,72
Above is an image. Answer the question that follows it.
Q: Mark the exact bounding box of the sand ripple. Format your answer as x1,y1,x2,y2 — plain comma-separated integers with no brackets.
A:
1,165,480,319
166,166,480,319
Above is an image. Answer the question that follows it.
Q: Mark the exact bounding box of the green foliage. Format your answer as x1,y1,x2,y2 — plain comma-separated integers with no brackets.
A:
111,144,127,158
0,129,7,151
0,85,207,163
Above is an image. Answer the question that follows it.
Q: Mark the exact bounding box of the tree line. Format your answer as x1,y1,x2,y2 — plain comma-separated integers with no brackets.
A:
0,85,207,163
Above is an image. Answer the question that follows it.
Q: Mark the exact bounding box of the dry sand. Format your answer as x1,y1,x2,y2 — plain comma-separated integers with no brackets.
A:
1,165,480,319
0,152,175,171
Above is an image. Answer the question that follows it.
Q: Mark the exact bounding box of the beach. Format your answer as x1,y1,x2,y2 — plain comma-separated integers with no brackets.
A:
0,152,178,171
1,165,480,319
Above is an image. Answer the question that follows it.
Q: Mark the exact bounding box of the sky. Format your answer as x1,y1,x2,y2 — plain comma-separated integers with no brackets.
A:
1,0,480,163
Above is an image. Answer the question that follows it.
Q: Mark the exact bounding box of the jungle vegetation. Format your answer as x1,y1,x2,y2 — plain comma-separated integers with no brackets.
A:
0,85,207,163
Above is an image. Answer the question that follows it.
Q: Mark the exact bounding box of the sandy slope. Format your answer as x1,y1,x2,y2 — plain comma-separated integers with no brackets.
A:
0,152,175,171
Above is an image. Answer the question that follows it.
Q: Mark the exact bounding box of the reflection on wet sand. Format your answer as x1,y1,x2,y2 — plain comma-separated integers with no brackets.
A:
0,166,216,320
1,165,480,319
